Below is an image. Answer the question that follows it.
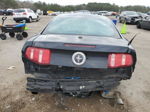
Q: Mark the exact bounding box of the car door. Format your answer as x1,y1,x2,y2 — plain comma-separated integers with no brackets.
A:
28,9,37,19
141,16,150,29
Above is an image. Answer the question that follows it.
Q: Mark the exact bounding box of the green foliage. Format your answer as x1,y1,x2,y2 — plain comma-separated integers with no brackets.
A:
120,5,150,12
86,3,119,11
0,0,18,9
33,2,150,13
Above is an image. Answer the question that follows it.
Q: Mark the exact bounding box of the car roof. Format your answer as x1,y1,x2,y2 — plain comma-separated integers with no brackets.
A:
14,8,31,10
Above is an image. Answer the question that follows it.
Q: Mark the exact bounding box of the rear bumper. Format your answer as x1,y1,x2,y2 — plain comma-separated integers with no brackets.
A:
27,77,121,93
24,62,133,93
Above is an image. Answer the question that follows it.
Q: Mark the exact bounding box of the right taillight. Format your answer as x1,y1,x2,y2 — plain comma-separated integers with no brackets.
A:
25,47,51,65
23,12,27,15
108,53,133,68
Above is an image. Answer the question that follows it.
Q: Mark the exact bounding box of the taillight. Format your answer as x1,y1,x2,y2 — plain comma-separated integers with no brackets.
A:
108,53,133,68
23,12,27,15
25,47,51,65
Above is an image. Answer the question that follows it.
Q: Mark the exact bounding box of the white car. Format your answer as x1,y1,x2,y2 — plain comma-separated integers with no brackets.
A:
13,9,39,23
97,11,109,16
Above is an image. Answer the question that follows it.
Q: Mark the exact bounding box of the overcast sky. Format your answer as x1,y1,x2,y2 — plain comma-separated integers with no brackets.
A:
24,0,150,6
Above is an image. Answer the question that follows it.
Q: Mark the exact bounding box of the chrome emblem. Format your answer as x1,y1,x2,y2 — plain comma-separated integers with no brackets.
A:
72,52,86,65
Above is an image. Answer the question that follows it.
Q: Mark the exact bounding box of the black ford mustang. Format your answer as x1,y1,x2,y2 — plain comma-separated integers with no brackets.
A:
22,14,136,96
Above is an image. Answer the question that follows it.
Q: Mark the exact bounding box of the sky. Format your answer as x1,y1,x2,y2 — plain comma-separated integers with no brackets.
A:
24,0,150,6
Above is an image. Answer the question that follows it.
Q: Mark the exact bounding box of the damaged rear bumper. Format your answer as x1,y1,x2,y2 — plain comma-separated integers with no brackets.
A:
27,77,121,93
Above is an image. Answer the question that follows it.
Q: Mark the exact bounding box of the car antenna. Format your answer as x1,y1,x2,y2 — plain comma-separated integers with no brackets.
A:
128,33,138,46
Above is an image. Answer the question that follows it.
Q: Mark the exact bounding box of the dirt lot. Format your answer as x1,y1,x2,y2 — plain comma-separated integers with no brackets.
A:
0,16,150,112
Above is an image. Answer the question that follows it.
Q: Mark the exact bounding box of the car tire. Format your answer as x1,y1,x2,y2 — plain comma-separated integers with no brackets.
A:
31,92,38,95
9,32,15,38
36,16,39,22
28,17,32,23
22,32,28,38
119,18,122,23
0,34,7,40
137,22,141,29
16,34,23,40
15,20,20,23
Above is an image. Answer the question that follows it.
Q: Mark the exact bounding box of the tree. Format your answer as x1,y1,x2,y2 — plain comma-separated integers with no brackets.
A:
0,0,18,9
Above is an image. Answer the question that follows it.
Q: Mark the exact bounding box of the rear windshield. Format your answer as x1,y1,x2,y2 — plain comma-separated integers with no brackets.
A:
14,9,25,13
42,15,120,38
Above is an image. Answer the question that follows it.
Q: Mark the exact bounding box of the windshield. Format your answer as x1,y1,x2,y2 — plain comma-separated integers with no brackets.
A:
125,11,137,15
42,15,120,38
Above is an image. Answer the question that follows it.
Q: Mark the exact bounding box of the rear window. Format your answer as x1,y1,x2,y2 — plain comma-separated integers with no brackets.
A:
14,9,25,13
42,15,120,38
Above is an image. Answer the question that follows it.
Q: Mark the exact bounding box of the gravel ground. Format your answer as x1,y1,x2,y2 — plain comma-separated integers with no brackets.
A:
0,15,150,112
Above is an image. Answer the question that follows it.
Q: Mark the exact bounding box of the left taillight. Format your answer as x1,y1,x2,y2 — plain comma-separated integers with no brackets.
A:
108,53,133,68
25,47,51,65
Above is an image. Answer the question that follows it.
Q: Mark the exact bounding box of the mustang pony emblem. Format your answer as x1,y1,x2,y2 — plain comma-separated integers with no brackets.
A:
72,52,86,65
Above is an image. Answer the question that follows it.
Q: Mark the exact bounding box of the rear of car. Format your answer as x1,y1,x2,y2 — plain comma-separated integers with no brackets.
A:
13,9,39,23
22,14,136,95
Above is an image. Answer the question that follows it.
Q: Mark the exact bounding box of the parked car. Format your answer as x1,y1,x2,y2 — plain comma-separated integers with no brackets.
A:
22,14,137,96
75,10,91,14
49,12,61,16
105,11,118,16
119,11,141,24
97,11,108,16
137,16,150,30
43,10,48,15
0,9,4,15
13,9,39,23
3,9,14,15
147,11,150,15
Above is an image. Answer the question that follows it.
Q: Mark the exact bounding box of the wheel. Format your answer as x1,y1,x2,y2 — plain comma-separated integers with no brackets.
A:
0,34,7,40
31,92,38,95
119,18,122,23
9,32,15,38
28,17,32,23
16,34,23,40
36,16,39,22
22,32,28,38
15,20,20,23
137,22,141,29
